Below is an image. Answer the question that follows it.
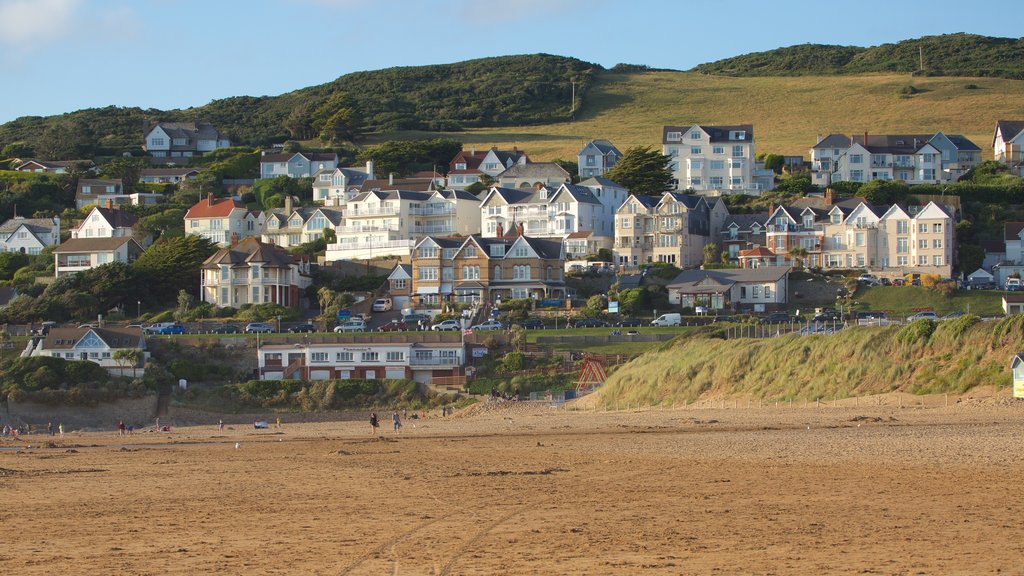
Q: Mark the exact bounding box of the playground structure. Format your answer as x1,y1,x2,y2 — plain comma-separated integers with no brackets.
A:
575,353,608,392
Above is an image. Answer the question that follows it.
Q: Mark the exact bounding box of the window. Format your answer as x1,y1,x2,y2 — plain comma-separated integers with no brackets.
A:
251,266,260,280
897,256,908,266
690,131,701,139
732,145,743,157
489,244,505,257
690,160,702,170
709,176,723,187
513,265,531,279
752,286,761,298
483,163,498,171
831,234,842,249
690,147,702,155
585,155,596,166
220,288,228,303
710,160,725,170
919,240,928,249
621,218,631,229
418,246,438,258
932,223,942,233
455,162,466,170
493,266,502,280
764,285,772,298
465,246,476,258
667,147,678,157
386,351,405,362
151,138,165,146
850,154,863,164
462,266,480,280
729,159,743,169
897,220,909,234
918,256,928,266
309,215,326,230
311,352,328,363
802,215,814,229
666,131,682,141
897,238,909,254
418,267,438,280
933,256,943,266
856,232,865,247
740,286,747,299
831,213,841,224
850,170,864,182
220,265,229,280
361,352,379,362
336,352,353,362
442,267,454,281
713,146,724,155
690,178,702,187
923,168,936,180
730,177,743,185
513,246,528,257
933,239,942,249
919,223,928,233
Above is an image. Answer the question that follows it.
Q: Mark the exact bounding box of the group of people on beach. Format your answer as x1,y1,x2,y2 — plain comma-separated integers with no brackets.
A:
2,422,64,438
369,406,456,435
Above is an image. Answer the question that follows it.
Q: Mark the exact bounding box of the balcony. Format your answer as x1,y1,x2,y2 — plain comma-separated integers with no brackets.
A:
413,224,454,235
346,207,399,216
409,205,455,216
336,224,400,234
410,356,461,366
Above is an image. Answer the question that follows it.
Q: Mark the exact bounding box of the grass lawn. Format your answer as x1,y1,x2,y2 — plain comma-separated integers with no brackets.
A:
854,286,1005,316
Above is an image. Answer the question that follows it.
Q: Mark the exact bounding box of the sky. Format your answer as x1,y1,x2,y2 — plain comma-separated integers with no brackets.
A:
0,0,1019,123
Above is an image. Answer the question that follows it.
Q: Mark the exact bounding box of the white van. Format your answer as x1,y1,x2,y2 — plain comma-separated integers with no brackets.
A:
372,297,393,312
650,313,681,326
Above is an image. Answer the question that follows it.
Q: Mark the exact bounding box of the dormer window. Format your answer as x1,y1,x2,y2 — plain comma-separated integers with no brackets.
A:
831,214,841,224
539,189,547,200
455,162,466,170
490,244,505,257
666,132,681,142
803,216,814,228
690,131,701,140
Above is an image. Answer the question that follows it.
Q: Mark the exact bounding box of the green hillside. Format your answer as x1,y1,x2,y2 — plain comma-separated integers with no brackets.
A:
0,54,598,156
693,33,1024,79
592,315,1022,407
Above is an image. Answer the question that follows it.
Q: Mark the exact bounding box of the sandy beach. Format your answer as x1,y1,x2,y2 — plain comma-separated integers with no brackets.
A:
2,396,1024,575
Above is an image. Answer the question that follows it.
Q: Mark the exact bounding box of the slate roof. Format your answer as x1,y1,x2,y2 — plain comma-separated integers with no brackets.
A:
351,190,434,203
663,124,754,144
0,217,56,235
53,236,135,253
663,192,706,210
360,178,436,192
942,133,981,151
88,207,139,230
202,237,299,269
627,194,661,210
555,184,601,205
996,120,1024,144
497,162,570,181
583,139,620,155
667,267,788,289
1004,222,1024,241
147,122,224,151
15,159,93,171
579,176,624,188
814,133,979,154
722,213,769,230
43,327,144,350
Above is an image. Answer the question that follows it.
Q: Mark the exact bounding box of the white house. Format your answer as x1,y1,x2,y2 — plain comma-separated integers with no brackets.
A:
52,236,144,277
184,193,265,247
662,124,760,192
75,179,126,210
260,151,339,179
311,162,375,206
72,205,150,247
200,237,311,309
994,120,1024,176
495,162,571,189
261,198,344,248
577,139,621,178
257,339,466,383
144,122,230,158
0,216,60,254
13,159,93,174
810,132,981,186
446,147,528,190
140,167,200,184
28,327,147,376
666,267,789,312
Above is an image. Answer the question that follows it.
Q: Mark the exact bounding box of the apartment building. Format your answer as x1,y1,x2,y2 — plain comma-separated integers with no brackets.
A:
410,234,565,307
662,124,761,192
994,120,1024,176
612,192,728,268
144,122,230,158
810,132,981,186
311,162,374,206
262,197,343,248
257,339,466,383
324,189,480,262
260,151,339,179
200,237,311,308
185,193,265,247
446,147,528,190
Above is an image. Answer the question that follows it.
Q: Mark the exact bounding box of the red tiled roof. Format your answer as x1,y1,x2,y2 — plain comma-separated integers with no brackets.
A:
566,231,593,239
186,195,247,219
739,246,776,257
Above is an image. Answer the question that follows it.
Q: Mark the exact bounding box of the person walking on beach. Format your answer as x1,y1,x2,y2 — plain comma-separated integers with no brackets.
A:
218,419,224,430
47,421,53,436
392,411,402,433
370,413,379,435
58,423,64,438
117,421,126,436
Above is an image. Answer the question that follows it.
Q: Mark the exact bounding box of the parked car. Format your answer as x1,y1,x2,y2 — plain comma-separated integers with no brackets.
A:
211,324,240,334
650,313,681,327
334,319,367,333
288,323,317,333
1007,278,1023,291
616,317,644,327
126,323,145,330
144,322,178,335
157,323,186,335
571,318,609,329
78,324,97,329
857,273,881,285
517,318,546,330
625,329,640,336
907,311,938,322
371,298,393,312
402,313,432,325
812,310,841,322
471,320,503,331
760,312,791,324
431,319,462,331
377,319,409,332
244,322,274,333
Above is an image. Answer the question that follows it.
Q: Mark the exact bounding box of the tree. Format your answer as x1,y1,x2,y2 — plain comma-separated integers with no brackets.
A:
100,157,148,193
356,139,462,178
132,235,218,305
34,120,92,160
703,242,719,265
789,247,809,270
317,287,340,329
113,348,143,378
319,107,363,144
858,179,910,205
604,145,674,195
2,142,33,158
174,289,196,322
762,153,785,174
552,159,580,182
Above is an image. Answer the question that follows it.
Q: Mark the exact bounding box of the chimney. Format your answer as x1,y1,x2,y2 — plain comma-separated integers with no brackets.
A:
517,222,525,237
284,195,293,214
105,199,113,210
388,172,394,186
864,131,868,146
817,134,823,144
365,159,375,179
824,188,834,206
230,232,239,247
207,192,214,206
769,203,775,215
496,223,504,238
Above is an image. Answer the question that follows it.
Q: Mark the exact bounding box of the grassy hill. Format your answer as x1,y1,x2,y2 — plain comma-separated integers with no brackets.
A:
592,314,1022,407
693,34,1024,79
378,70,1024,159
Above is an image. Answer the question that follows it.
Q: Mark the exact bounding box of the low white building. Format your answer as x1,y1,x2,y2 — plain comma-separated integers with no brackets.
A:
666,267,789,312
76,179,126,210
52,236,144,277
29,327,147,376
0,216,60,254
260,151,339,179
257,339,466,383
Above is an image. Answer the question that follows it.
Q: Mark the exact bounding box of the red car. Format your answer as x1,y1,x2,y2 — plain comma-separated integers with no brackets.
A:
377,320,409,332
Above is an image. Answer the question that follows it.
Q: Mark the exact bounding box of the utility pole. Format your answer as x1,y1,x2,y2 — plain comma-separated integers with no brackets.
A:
919,46,924,72
570,81,576,119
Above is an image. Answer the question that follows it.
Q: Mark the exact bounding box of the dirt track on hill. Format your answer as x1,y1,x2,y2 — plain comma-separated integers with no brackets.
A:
2,399,1024,574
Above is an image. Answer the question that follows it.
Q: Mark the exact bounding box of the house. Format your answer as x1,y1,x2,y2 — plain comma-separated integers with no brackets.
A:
144,121,230,158
361,173,442,192
311,162,375,206
28,326,147,376
496,162,571,189
52,236,144,277
75,179,126,210
200,237,311,309
257,338,466,383
719,213,768,262
260,151,339,179
386,264,413,309
966,268,995,287
577,139,621,178
0,216,60,254
13,159,93,173
810,132,981,186
410,234,565,309
325,189,480,262
666,267,789,313
993,120,1024,176
261,197,343,248
446,147,528,190
185,193,264,247
1003,294,1024,316
662,124,760,192
613,192,727,268
71,204,150,247
1011,353,1024,398
140,167,200,184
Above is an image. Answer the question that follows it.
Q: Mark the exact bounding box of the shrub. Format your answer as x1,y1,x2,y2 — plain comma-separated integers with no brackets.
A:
502,352,524,372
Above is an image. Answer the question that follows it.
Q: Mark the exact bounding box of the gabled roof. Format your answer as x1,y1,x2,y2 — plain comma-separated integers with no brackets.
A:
202,237,301,269
722,213,769,230
42,327,144,350
83,207,138,230
813,133,973,155
360,178,436,192
482,187,534,206
517,236,563,260
496,162,570,181
414,236,465,251
186,195,249,219
1004,222,1024,241
53,236,137,253
739,246,776,257
14,159,93,171
146,121,223,142
486,148,528,166
566,231,593,239
552,183,601,205
936,133,981,151
625,194,660,210
350,189,434,203
667,266,788,288
663,124,754,143
0,217,56,235
579,176,624,189
581,139,621,156
432,189,480,202
995,120,1024,145
661,192,706,210
389,264,412,280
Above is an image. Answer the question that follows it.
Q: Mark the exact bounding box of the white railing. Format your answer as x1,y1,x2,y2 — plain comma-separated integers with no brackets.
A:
326,239,416,252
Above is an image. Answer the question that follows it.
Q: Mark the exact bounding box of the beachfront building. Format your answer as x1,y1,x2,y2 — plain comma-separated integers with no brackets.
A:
666,267,790,313
0,216,60,254
257,339,466,383
200,237,311,309
28,326,147,376
810,132,981,186
612,192,728,268
662,124,760,192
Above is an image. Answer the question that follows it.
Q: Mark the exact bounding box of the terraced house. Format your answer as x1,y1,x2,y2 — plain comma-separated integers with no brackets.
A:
410,234,565,308
810,132,981,186
261,197,343,248
662,124,769,192
260,151,339,179
612,192,728,268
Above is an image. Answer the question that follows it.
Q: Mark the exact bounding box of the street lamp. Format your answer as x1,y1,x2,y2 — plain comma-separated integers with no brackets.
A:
137,300,141,318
